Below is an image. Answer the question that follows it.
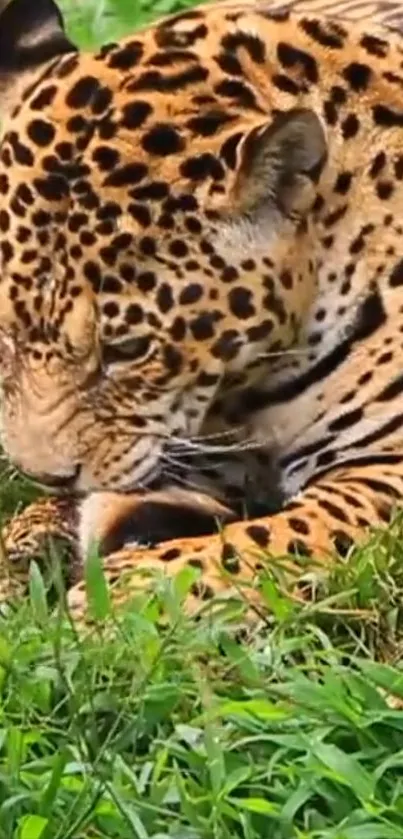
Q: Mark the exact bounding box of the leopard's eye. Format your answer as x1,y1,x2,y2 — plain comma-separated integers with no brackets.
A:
103,335,153,366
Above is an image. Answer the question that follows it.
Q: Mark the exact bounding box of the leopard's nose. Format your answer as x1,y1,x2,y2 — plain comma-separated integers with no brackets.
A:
19,464,82,493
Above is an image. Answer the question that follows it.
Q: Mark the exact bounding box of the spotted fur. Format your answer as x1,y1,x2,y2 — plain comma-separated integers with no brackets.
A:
2,0,403,621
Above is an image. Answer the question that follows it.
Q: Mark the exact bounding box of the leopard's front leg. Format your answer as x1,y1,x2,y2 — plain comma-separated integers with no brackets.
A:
0,496,79,600
0,487,235,605
66,459,400,623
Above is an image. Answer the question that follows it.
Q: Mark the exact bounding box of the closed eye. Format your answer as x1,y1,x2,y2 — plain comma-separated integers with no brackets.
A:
103,335,154,366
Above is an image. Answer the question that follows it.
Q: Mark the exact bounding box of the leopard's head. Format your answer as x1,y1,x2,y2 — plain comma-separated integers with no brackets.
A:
0,0,326,493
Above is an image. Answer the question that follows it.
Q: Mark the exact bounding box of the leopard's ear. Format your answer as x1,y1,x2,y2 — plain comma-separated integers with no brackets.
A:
0,0,76,107
234,108,327,219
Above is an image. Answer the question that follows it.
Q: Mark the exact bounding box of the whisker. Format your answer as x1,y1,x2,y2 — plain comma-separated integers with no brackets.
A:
185,427,245,443
163,451,228,473
168,436,266,458
161,466,210,495
255,348,310,360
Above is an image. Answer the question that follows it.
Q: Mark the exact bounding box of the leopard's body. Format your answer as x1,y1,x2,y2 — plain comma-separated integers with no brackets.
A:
2,0,403,620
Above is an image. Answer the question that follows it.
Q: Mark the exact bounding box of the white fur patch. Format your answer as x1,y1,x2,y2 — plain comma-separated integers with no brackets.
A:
215,211,280,263
78,493,139,560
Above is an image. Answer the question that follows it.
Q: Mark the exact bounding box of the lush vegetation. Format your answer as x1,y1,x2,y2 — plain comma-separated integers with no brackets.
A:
1,1,403,837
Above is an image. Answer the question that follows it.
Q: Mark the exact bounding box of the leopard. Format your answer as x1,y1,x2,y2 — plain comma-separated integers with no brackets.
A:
2,0,403,623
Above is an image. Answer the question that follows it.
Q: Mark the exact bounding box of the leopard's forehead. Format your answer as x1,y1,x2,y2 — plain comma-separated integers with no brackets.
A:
0,0,383,205
2,4,275,207
2,0,403,216
4,0,402,206
0,0,402,350
0,3,290,344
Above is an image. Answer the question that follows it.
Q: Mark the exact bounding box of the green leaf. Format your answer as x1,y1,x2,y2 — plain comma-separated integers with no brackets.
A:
39,750,69,815
374,751,403,783
358,660,403,699
7,727,23,778
29,562,48,626
340,824,403,839
172,565,200,600
280,781,314,823
106,787,149,838
229,797,281,816
173,764,207,830
217,638,261,683
260,578,294,622
84,544,111,622
0,635,11,667
220,766,251,798
18,814,48,839
309,741,374,801
204,719,226,796
218,698,290,722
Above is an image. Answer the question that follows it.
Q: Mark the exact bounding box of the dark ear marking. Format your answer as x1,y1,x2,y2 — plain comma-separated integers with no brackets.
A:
235,107,327,217
0,0,76,75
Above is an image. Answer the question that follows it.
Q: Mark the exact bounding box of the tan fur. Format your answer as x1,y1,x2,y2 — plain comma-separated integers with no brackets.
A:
2,0,403,622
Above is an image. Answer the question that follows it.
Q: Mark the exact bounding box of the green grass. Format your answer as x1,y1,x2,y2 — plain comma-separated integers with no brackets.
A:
1,0,403,836
2,525,403,839
58,0,201,47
